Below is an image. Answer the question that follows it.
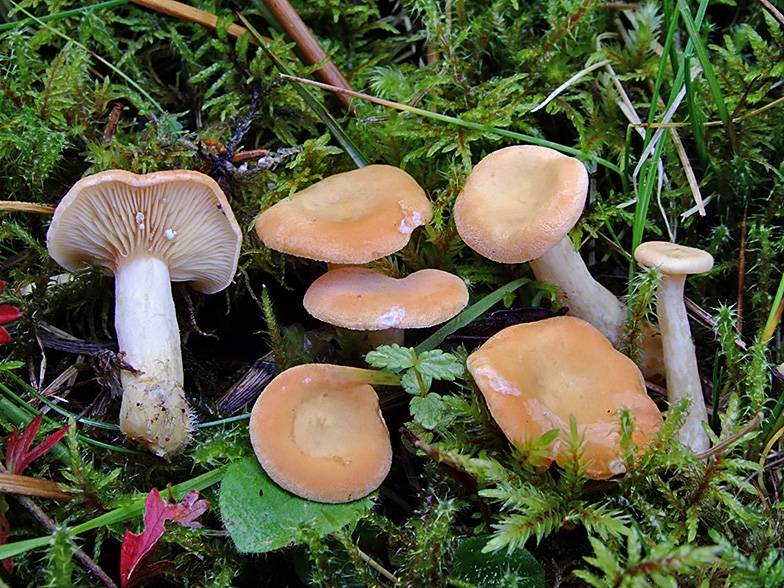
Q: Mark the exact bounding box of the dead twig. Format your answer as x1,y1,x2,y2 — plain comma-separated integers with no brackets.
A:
0,473,73,501
0,202,54,214
128,0,260,42
261,0,354,110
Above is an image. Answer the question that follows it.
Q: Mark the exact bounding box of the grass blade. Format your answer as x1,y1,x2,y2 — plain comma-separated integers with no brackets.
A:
0,467,226,560
0,0,126,31
280,75,622,175
677,0,731,131
236,13,369,168
415,278,530,354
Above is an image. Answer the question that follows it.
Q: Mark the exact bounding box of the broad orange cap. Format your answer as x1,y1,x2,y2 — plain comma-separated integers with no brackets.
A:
249,364,393,503
467,316,662,479
255,165,432,264
303,266,469,330
454,145,588,264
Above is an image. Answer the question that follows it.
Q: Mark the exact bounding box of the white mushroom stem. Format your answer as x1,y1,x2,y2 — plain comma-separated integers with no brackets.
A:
367,328,405,348
529,236,627,346
654,272,710,453
115,255,191,458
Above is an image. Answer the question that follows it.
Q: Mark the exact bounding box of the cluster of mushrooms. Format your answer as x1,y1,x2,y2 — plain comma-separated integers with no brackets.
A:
44,144,714,503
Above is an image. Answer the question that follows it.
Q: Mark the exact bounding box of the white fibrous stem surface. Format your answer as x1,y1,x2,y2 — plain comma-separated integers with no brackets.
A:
656,273,710,453
529,236,627,346
115,255,190,457
367,328,405,348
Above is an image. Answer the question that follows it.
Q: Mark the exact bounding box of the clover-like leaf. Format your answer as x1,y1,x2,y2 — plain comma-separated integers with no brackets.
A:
401,368,431,396
410,393,449,430
415,350,464,380
365,344,416,372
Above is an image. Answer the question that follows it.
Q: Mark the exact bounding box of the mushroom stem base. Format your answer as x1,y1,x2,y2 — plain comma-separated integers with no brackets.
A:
115,255,191,457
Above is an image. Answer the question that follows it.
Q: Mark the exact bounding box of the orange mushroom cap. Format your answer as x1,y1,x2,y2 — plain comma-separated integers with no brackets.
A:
466,316,662,479
303,266,469,330
249,364,393,503
255,165,433,264
454,145,589,264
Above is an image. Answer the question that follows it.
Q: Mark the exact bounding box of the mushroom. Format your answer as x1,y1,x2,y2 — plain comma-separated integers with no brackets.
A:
633,241,714,453
249,363,393,503
454,145,629,348
255,164,433,265
47,169,242,457
303,266,469,346
466,316,662,479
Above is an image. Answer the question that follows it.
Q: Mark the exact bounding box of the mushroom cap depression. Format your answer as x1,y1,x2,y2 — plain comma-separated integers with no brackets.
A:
303,266,469,330
466,316,662,479
47,169,242,293
249,364,393,503
634,241,715,276
454,145,589,264
255,165,433,264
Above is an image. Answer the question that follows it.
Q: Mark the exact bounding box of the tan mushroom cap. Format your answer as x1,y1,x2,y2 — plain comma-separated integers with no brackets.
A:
47,169,242,294
467,316,662,479
454,145,589,264
303,266,469,330
634,241,714,275
249,364,393,503
255,165,433,264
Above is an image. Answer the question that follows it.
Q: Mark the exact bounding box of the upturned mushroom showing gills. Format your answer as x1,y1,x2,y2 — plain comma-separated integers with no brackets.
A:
249,364,393,503
466,316,662,479
303,266,469,346
634,241,714,454
47,170,242,457
454,145,628,347
254,164,433,265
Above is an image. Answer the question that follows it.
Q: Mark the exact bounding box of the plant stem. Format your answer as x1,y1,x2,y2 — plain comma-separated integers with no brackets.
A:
0,463,117,588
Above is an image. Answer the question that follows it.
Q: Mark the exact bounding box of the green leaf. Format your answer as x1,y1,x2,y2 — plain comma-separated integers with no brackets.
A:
401,368,429,396
365,344,416,372
452,535,545,588
0,361,24,372
410,393,448,430
219,456,372,554
415,350,464,380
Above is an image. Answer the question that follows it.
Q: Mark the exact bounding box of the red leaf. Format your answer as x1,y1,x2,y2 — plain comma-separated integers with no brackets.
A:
0,510,12,574
4,414,70,476
0,305,21,324
167,489,210,528
0,327,9,346
120,488,209,588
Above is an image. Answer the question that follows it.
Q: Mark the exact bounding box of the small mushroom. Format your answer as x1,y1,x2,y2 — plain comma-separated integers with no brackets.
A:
303,266,469,346
255,165,433,265
454,145,628,347
634,241,714,453
249,364,393,503
466,316,662,479
47,170,241,457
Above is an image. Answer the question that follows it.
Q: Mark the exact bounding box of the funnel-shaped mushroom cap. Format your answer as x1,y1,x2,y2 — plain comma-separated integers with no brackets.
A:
250,364,393,503
467,316,662,479
634,241,714,275
47,170,242,293
303,266,469,330
255,165,433,264
454,145,589,264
